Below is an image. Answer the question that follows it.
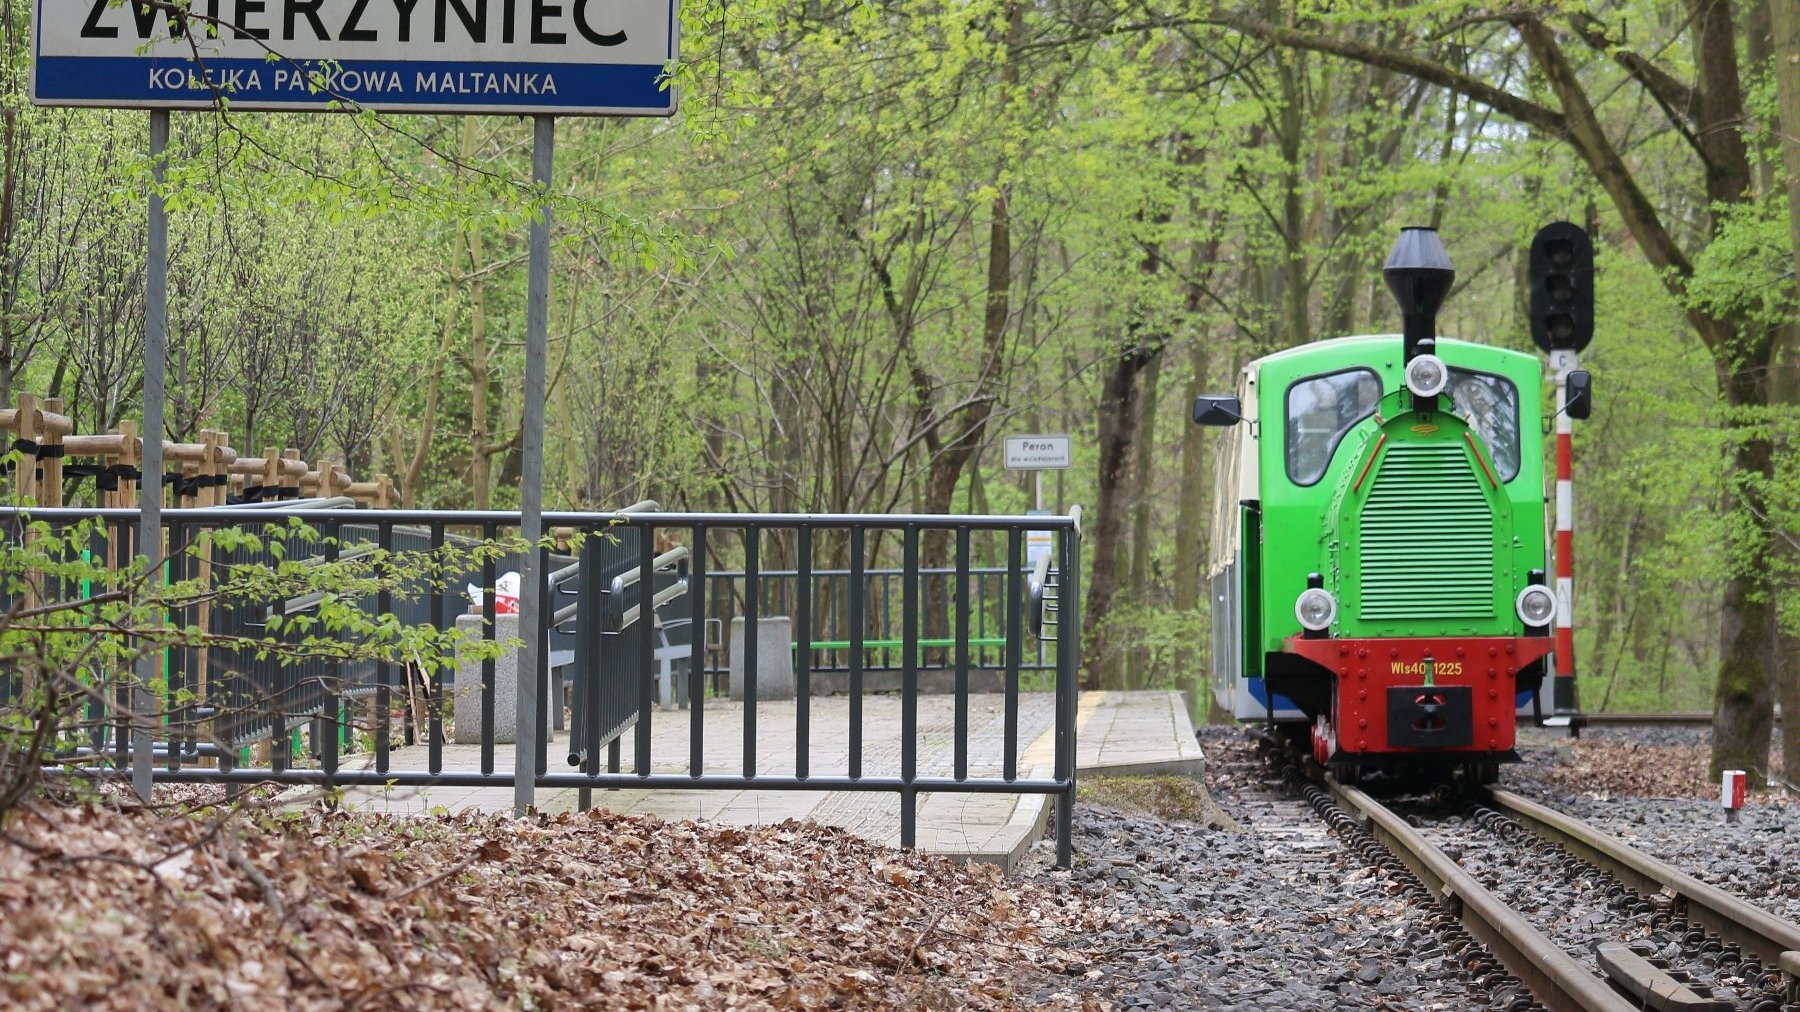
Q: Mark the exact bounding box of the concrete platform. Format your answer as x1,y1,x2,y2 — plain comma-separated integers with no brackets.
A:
304,690,1203,869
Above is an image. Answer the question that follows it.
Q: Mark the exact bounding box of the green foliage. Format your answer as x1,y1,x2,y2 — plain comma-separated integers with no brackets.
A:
0,518,517,819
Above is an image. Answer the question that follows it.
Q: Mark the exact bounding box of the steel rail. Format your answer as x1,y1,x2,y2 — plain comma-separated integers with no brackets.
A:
1326,776,1636,1012
1488,788,1800,975
1517,712,1783,726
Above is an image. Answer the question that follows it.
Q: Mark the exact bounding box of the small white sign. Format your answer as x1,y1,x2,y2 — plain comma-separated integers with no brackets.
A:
1004,435,1072,470
1026,529,1054,568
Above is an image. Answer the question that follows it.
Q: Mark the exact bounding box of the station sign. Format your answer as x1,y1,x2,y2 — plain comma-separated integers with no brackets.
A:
1004,435,1072,471
30,0,678,116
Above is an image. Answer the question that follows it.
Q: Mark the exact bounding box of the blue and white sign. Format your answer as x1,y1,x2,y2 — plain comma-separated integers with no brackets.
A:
30,0,678,115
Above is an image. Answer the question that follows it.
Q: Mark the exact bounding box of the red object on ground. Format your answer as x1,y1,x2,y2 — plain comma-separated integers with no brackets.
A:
1285,635,1555,758
1721,769,1747,810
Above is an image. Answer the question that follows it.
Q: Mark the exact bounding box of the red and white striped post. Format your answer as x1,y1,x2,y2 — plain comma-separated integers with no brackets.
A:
1551,348,1578,714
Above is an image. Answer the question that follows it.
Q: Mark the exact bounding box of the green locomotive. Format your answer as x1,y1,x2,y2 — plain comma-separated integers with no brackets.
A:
1196,228,1556,781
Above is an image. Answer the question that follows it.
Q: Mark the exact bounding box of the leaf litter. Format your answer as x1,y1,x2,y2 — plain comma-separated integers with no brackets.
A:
0,803,1113,1010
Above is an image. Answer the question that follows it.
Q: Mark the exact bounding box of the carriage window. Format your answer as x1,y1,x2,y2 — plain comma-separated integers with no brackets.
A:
1286,369,1382,485
1447,368,1521,481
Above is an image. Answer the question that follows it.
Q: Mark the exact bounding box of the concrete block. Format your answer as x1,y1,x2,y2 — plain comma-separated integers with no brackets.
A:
729,616,794,701
452,613,552,744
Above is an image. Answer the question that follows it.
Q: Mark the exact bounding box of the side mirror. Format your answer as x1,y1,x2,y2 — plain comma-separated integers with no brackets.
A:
1193,395,1243,427
1565,370,1592,420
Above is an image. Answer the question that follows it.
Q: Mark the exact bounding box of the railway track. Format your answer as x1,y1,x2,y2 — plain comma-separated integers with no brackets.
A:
1268,746,1800,1010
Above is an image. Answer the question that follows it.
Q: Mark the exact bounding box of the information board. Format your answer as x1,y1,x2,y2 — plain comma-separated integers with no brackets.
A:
31,0,678,115
1004,434,1072,471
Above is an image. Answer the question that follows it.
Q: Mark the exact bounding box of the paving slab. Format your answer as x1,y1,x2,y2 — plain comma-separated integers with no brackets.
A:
302,690,1201,868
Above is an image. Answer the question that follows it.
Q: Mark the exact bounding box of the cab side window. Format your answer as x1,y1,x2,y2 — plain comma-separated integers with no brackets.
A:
1286,369,1382,485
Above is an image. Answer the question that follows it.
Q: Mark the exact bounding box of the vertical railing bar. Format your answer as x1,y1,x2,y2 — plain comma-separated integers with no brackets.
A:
322,518,340,786
900,526,919,851
1003,527,1023,782
580,525,600,778
954,526,970,782
429,521,445,776
115,517,133,769
480,521,497,776
848,526,864,780
270,589,289,776
568,529,587,783
742,525,759,779
536,539,550,777
89,519,112,755
375,523,392,775
794,525,811,780
164,521,184,773
688,524,707,778
1055,522,1080,870
635,521,654,776
879,573,891,671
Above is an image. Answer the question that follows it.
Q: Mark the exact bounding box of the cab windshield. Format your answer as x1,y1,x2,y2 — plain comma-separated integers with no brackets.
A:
1447,368,1520,481
1286,368,1382,485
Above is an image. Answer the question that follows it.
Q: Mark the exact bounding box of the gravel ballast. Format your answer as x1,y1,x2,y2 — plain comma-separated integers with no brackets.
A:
1018,729,1491,1010
1018,720,1799,1010
1508,725,1800,927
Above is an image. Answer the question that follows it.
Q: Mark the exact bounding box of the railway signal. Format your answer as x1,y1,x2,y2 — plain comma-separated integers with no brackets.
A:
1528,221,1594,720
1528,222,1594,354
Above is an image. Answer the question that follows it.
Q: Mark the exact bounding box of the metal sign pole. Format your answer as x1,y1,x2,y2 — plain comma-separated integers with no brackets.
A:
514,114,555,816
133,109,170,801
1550,348,1578,714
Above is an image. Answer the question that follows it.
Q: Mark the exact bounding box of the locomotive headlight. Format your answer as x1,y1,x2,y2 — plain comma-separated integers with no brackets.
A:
1515,585,1556,627
1295,588,1337,631
1405,353,1449,399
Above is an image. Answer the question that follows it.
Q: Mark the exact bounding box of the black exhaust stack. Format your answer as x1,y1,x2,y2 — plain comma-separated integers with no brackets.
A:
1383,227,1455,364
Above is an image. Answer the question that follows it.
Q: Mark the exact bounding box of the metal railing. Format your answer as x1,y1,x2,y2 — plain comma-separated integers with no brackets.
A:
8,505,1084,866
701,564,1057,681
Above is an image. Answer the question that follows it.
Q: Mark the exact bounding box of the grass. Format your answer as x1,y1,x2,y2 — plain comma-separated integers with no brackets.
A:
1076,775,1239,830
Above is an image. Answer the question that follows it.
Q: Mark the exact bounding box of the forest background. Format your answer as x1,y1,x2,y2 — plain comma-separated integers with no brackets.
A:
5,0,1800,781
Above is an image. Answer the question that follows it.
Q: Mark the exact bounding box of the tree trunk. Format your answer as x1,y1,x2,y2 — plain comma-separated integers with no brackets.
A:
1274,35,1311,347
1083,344,1155,690
917,0,1021,628
1765,0,1800,783
1123,347,1164,690
458,120,496,510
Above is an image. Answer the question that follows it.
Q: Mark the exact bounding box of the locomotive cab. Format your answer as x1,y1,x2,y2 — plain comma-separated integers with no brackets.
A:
1198,228,1553,783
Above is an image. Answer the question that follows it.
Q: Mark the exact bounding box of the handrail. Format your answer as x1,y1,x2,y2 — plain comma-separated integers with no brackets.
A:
611,546,689,592
1027,544,1054,638
618,578,688,632
0,506,1084,529
214,496,357,512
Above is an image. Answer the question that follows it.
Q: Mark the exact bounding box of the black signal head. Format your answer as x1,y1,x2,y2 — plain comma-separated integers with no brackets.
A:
1528,222,1595,353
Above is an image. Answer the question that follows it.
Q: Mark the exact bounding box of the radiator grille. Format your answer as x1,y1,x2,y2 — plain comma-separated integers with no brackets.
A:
1356,441,1495,621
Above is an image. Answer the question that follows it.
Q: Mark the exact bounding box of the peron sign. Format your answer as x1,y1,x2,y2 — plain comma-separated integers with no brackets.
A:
1004,435,1073,471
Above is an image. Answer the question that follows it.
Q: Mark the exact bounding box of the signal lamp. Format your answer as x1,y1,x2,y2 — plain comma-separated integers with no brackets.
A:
1515,585,1556,628
1405,354,1449,399
1295,588,1337,632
